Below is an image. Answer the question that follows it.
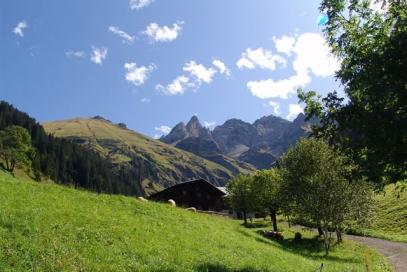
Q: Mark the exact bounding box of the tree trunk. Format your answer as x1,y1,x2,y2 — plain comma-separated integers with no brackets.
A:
287,215,291,228
318,226,323,237
270,209,278,231
336,228,342,243
322,228,331,256
243,210,247,226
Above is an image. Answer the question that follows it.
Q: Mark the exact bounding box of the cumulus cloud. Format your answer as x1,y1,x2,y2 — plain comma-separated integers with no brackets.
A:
13,21,27,37
90,47,108,65
156,75,195,95
212,59,230,76
237,48,286,70
143,22,183,42
268,101,281,115
65,51,86,58
155,125,172,136
108,26,135,44
286,104,304,121
130,0,154,10
183,61,217,84
124,62,155,86
292,33,340,77
246,33,340,100
273,35,296,56
141,97,151,103
247,72,310,99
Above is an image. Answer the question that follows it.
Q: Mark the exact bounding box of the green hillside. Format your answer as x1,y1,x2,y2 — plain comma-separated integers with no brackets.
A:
43,118,253,195
350,183,407,243
0,171,391,271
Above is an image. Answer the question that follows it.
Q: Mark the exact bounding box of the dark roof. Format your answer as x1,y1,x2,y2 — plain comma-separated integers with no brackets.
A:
149,178,226,198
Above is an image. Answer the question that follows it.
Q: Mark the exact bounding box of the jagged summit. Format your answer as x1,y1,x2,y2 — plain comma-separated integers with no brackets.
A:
161,113,313,169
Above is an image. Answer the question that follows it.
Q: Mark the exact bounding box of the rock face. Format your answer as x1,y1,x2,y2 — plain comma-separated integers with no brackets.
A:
161,114,316,169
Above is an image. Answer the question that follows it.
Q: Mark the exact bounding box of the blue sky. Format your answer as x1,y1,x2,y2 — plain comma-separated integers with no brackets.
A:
0,0,342,138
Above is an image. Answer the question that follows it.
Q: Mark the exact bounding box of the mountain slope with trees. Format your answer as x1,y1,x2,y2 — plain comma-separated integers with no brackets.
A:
43,117,251,195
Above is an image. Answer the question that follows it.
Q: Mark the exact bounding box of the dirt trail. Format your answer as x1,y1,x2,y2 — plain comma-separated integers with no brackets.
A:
344,234,407,272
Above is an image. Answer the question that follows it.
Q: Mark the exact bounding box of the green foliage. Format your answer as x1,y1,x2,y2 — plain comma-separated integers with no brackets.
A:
279,138,374,255
252,169,283,231
299,0,407,187
0,171,392,271
0,125,34,173
226,174,255,225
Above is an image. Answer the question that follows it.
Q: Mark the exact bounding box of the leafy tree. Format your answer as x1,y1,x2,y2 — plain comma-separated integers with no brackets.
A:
0,125,35,173
226,174,254,226
299,0,407,187
252,169,282,231
279,138,373,255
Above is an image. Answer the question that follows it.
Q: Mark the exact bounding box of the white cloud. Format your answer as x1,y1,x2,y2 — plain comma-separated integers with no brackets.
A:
108,26,135,44
268,101,281,115
130,0,154,10
90,47,108,65
247,72,310,99
13,21,27,37
65,51,86,58
124,62,155,86
292,33,340,77
156,75,195,95
273,35,296,56
212,59,230,76
155,125,171,135
143,22,183,42
286,104,304,121
246,33,340,100
141,97,151,103
183,61,217,84
236,48,286,70
203,121,217,129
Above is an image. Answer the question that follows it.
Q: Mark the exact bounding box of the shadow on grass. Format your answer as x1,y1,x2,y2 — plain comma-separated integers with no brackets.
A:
195,263,263,272
257,233,358,264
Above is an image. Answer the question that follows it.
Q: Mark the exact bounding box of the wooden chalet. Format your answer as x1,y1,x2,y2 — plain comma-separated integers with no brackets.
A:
148,179,226,211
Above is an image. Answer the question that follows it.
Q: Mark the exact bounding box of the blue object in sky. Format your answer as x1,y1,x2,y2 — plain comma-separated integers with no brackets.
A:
317,14,329,26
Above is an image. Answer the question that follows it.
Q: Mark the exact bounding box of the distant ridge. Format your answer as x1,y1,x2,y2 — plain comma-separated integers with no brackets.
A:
161,114,316,169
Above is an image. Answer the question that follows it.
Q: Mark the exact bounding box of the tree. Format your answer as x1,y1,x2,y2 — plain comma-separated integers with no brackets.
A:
226,174,254,226
0,125,35,173
279,138,373,255
299,0,407,187
252,169,282,231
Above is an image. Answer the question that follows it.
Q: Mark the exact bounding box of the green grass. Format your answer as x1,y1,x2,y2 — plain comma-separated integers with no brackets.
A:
349,183,407,243
0,171,392,271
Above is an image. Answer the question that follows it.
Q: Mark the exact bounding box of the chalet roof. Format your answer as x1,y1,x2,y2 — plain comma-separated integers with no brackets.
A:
149,178,226,198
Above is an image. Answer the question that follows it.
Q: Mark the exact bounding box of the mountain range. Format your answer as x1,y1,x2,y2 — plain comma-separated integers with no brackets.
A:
43,113,314,195
161,113,315,169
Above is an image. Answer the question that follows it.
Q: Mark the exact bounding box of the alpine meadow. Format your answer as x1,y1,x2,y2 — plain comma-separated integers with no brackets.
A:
0,0,406,271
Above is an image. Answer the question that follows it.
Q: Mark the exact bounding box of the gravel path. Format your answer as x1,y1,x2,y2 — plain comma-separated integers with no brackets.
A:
344,234,407,272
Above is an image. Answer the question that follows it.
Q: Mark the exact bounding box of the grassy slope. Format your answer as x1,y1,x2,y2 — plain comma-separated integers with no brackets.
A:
350,183,407,243
43,118,252,195
0,171,391,272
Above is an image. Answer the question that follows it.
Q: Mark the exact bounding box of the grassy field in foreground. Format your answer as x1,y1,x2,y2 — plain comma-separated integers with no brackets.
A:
349,183,407,243
0,171,391,272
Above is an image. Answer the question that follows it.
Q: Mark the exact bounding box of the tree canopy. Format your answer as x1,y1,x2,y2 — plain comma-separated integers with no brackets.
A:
299,0,407,187
0,125,34,173
279,138,373,255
